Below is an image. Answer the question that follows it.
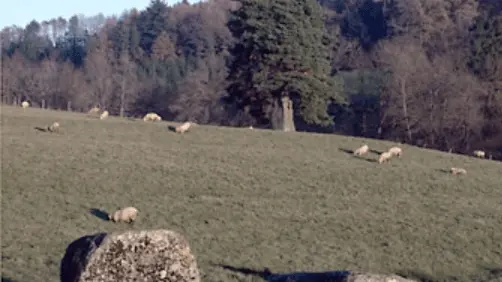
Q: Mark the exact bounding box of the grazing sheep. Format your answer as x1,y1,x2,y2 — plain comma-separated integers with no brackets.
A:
88,106,100,114
378,151,393,164
473,150,485,158
450,167,467,175
21,101,30,109
48,122,60,133
108,206,138,223
143,112,162,122
100,110,109,120
175,122,193,134
353,144,369,156
388,146,403,157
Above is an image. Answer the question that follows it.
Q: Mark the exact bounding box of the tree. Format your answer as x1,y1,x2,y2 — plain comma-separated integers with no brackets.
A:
376,38,485,151
83,33,114,109
224,0,345,130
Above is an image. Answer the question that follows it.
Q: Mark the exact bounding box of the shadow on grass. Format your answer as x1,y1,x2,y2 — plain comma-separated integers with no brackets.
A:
215,264,350,282
167,125,177,133
471,267,502,282
338,148,377,163
338,148,354,155
34,126,47,132
436,168,451,174
370,149,384,155
89,208,109,221
396,270,438,282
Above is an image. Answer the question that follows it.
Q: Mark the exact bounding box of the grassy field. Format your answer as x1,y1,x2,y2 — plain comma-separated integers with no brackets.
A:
1,105,501,282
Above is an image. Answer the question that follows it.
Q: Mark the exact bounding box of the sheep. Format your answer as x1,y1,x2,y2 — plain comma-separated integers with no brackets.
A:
100,110,109,120
47,122,60,133
450,167,467,175
175,121,193,134
473,150,485,158
353,144,369,156
388,146,403,157
143,112,162,122
21,101,30,109
108,206,138,223
88,106,100,114
378,151,393,164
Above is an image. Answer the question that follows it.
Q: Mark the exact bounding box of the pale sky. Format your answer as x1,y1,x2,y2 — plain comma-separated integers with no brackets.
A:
1,0,198,29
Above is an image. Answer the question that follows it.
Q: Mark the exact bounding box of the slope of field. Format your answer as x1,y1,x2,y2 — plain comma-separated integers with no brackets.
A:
1,105,501,282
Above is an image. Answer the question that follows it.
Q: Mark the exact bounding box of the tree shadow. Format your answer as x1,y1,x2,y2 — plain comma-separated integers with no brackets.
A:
34,126,47,132
215,264,269,279
215,264,350,282
89,208,109,221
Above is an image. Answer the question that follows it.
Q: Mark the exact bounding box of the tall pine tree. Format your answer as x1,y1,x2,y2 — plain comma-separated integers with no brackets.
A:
225,0,344,130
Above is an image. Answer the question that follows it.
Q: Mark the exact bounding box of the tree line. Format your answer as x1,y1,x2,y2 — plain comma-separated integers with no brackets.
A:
1,0,501,160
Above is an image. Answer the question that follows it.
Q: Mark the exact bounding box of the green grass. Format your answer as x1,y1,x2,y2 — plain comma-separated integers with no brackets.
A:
1,105,501,282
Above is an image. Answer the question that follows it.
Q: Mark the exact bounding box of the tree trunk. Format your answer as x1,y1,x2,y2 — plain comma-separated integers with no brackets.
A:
270,99,281,130
400,78,412,142
120,80,125,118
281,96,296,132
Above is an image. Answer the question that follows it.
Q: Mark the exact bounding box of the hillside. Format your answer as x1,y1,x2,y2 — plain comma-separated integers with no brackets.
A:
1,105,501,282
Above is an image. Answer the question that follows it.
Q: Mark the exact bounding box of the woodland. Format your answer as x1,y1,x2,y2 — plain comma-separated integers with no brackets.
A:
1,0,501,159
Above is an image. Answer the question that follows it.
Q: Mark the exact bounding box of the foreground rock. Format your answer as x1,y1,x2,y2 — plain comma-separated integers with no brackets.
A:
60,229,200,282
263,268,417,282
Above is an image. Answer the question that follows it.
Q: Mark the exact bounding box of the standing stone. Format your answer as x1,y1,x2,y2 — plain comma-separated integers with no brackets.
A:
281,96,296,132
60,229,200,282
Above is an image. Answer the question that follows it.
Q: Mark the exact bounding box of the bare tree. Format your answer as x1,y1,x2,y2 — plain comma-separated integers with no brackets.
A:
376,37,485,151
83,34,114,109
112,51,138,117
168,54,227,124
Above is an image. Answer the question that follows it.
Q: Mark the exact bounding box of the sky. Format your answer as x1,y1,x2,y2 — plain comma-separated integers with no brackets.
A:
0,0,197,29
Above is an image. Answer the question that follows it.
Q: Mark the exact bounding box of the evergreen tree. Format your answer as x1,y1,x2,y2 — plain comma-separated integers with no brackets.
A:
225,0,344,128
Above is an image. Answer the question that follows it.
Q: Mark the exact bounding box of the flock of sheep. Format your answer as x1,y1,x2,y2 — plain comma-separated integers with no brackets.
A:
19,102,197,223
21,101,196,135
351,143,488,175
19,100,490,225
353,144,402,164
21,102,189,224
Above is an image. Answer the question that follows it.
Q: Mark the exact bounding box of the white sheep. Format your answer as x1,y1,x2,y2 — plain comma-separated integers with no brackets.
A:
175,122,193,134
48,121,60,133
353,144,369,156
21,101,30,109
100,110,109,120
450,167,467,175
143,112,162,122
473,150,485,158
388,146,403,157
378,151,393,164
108,206,138,223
